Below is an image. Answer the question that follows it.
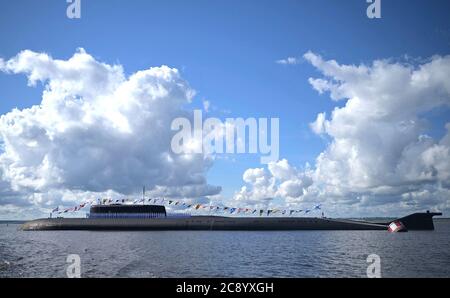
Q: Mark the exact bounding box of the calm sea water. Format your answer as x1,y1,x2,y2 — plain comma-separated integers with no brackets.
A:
1,220,450,278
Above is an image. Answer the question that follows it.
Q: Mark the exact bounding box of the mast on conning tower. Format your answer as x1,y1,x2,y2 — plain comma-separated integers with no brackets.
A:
142,186,145,205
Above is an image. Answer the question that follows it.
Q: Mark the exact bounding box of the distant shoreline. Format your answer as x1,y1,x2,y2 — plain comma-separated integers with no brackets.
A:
0,220,27,224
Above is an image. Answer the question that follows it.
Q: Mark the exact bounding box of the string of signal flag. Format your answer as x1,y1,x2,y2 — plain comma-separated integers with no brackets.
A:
51,197,322,217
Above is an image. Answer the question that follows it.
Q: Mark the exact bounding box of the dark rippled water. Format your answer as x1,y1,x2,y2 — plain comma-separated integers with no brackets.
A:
1,220,450,278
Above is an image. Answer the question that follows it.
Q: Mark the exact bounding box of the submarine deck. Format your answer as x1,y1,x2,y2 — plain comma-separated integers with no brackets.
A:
21,216,388,231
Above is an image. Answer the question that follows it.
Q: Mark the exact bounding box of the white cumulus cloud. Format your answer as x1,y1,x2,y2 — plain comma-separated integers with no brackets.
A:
233,159,313,206
235,52,450,216
305,52,450,200
0,49,221,217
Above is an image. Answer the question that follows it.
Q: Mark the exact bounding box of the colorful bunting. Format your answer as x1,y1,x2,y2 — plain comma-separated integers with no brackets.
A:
51,195,324,218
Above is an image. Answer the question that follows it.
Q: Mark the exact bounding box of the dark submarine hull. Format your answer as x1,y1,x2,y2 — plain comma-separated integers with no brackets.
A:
20,212,441,231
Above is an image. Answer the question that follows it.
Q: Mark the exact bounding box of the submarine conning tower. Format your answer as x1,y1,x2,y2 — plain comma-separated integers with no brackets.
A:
396,211,443,230
88,204,167,219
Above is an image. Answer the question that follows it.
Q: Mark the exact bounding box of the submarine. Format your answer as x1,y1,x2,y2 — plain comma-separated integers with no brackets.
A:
21,204,442,232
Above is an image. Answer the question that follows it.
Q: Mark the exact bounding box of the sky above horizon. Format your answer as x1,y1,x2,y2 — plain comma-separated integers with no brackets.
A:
1,0,450,219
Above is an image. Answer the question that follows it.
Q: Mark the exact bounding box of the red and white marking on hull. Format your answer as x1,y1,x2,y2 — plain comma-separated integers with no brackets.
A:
388,220,407,232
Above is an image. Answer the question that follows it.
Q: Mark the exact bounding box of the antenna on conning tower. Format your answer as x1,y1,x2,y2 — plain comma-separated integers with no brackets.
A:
142,186,145,205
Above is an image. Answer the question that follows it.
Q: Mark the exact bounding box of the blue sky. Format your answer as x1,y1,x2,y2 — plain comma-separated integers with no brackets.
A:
1,0,450,218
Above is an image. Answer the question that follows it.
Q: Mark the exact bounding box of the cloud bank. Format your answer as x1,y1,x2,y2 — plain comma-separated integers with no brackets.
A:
1,49,449,218
233,159,313,206
0,49,220,217
237,52,450,216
